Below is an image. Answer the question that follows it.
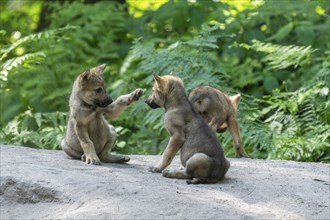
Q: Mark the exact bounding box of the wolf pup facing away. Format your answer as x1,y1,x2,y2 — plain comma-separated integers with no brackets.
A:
188,86,248,158
61,64,143,165
145,74,230,184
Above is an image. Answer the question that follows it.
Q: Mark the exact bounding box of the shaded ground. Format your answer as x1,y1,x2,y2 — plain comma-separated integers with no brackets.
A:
0,145,329,219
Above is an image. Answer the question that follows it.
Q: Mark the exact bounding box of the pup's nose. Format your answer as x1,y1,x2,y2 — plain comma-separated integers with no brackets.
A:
95,97,113,108
145,99,160,109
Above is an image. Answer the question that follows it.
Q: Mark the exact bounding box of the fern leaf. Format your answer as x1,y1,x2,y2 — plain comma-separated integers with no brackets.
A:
239,40,317,70
0,52,46,81
184,25,235,49
0,25,77,61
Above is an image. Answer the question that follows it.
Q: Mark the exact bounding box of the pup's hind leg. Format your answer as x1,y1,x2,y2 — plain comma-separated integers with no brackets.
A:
185,153,213,177
185,153,219,184
162,153,215,182
98,125,130,163
227,115,248,158
61,138,83,159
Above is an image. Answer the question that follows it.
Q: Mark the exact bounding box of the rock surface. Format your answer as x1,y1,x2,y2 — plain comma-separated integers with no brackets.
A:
0,145,329,219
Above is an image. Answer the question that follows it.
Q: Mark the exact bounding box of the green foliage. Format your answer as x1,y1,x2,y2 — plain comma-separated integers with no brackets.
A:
261,54,330,162
260,83,330,162
0,1,131,123
0,0,42,43
130,25,231,91
0,26,76,80
1,0,329,162
1,110,66,150
239,40,317,70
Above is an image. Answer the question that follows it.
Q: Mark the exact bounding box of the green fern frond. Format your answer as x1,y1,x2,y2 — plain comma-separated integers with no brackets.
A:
311,51,330,87
239,40,317,70
259,81,330,161
184,26,235,49
0,25,77,61
0,52,46,81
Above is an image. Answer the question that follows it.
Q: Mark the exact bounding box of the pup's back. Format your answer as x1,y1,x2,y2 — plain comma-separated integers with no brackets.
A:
189,86,233,126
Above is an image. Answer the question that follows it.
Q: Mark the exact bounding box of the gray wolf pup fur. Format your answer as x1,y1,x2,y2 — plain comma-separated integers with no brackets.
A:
145,74,230,184
61,64,143,165
189,85,248,158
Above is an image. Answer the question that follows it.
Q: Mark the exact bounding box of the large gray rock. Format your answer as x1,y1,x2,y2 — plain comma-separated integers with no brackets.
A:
1,145,329,219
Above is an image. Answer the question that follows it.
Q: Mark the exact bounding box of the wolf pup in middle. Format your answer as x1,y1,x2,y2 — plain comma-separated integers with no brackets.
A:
188,86,248,158
145,74,230,184
61,64,143,165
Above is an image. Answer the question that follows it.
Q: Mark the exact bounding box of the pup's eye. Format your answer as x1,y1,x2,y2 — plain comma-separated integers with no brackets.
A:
95,88,103,93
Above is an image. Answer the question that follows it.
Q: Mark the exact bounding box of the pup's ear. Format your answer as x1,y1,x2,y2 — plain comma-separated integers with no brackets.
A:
78,70,91,87
81,70,91,81
230,94,241,111
170,72,178,77
153,74,166,91
90,64,106,75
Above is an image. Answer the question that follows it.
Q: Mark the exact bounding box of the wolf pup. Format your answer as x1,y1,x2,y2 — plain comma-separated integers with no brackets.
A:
61,64,143,165
145,74,230,184
188,85,248,158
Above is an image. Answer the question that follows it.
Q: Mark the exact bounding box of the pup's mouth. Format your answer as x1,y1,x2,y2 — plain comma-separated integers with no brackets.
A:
145,99,160,109
95,97,113,108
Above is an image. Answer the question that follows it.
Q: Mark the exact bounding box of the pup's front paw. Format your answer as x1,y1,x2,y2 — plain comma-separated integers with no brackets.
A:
81,154,101,165
118,155,130,163
149,166,162,173
130,88,144,102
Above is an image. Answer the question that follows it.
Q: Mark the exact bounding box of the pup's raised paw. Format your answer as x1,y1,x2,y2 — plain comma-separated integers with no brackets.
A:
81,154,101,165
131,88,144,102
149,166,162,173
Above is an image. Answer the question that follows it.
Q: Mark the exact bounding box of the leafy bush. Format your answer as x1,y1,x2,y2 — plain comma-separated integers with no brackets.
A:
260,54,330,162
1,110,66,150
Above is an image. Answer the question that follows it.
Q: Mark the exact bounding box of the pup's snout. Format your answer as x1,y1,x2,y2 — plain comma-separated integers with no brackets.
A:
95,97,113,108
145,99,160,109
145,99,152,106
